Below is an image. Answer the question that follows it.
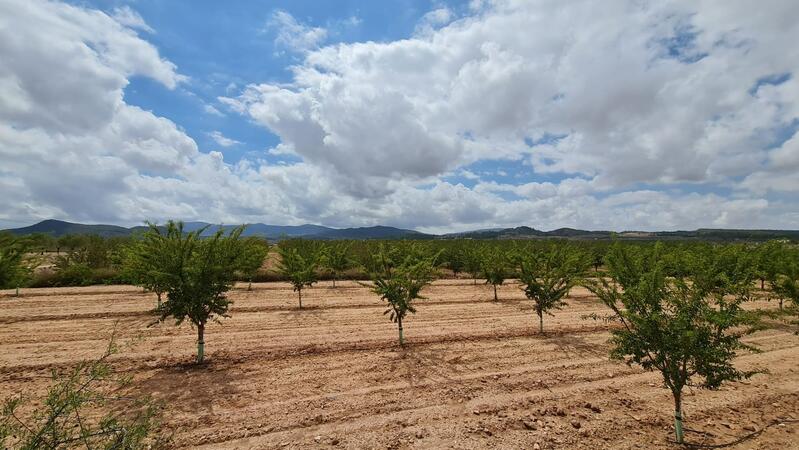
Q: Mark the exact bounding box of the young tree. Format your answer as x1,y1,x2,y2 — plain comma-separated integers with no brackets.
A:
754,241,783,291
586,243,756,444
148,221,245,363
368,247,437,345
276,245,319,308
519,246,585,333
0,233,32,296
482,248,508,301
321,242,353,288
237,237,269,291
463,245,483,285
773,258,799,311
442,244,466,279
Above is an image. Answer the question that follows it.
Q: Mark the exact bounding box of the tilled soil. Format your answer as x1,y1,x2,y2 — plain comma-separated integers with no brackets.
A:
1,281,797,449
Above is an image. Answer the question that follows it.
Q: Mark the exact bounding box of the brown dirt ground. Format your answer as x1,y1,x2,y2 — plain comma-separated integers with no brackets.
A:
1,281,797,449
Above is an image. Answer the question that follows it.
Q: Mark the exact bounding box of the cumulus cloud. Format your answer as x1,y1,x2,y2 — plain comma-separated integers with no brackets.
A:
207,130,241,147
267,10,327,53
2,0,799,232
111,5,155,33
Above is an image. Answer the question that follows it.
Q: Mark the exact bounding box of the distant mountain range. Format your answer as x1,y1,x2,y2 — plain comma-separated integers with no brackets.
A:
3,219,430,240
3,219,799,242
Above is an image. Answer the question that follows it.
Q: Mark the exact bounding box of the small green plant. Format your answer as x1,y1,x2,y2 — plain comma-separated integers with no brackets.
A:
0,331,165,449
586,243,757,444
519,246,585,333
368,247,437,345
277,245,319,308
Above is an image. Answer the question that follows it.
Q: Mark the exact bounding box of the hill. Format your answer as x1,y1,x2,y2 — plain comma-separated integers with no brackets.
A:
3,220,428,240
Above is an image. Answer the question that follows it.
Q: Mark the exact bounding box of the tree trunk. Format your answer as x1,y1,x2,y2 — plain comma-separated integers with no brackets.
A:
779,298,783,310
156,292,162,309
397,316,404,346
298,288,303,309
538,311,544,333
673,392,684,444
760,278,765,290
197,322,205,364
493,284,498,301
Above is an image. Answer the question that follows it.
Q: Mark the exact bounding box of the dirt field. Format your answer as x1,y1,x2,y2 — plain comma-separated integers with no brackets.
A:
1,281,797,449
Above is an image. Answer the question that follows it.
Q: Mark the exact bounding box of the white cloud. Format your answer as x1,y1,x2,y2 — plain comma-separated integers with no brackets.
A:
203,104,224,116
208,130,241,147
2,0,799,232
111,6,154,34
267,10,327,53
415,8,454,36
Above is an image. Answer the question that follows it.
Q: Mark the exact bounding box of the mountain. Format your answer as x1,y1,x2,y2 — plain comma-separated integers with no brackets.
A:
4,220,798,242
2,220,426,240
4,219,132,237
314,225,430,240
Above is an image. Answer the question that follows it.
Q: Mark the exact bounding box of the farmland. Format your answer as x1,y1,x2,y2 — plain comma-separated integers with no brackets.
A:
2,279,797,449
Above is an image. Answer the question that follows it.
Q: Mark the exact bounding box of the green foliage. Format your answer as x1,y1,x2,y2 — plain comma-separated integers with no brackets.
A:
440,244,466,277
519,245,586,332
145,221,246,363
121,231,173,305
754,240,785,289
462,243,484,285
320,242,353,287
276,244,320,308
0,334,165,449
368,245,437,345
236,237,269,291
481,248,508,301
0,233,32,290
586,243,757,444
773,254,799,311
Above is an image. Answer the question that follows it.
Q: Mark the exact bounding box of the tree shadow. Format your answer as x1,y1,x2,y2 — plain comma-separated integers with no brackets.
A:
540,332,606,358
388,344,470,389
132,359,245,416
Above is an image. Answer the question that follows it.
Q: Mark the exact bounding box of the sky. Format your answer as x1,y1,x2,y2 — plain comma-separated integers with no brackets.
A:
1,0,798,233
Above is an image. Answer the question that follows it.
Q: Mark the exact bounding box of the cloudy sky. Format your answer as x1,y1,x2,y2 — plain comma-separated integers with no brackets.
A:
1,0,798,233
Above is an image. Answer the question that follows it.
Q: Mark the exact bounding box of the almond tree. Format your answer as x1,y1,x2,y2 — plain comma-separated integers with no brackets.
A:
586,243,757,444
321,242,353,288
147,221,245,363
519,246,585,333
463,245,483,285
368,246,437,345
237,237,269,291
482,248,508,301
0,233,31,296
277,245,319,308
773,256,799,311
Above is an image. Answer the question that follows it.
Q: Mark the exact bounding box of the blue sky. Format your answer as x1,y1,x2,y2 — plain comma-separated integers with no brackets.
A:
95,0,472,166
1,1,798,232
